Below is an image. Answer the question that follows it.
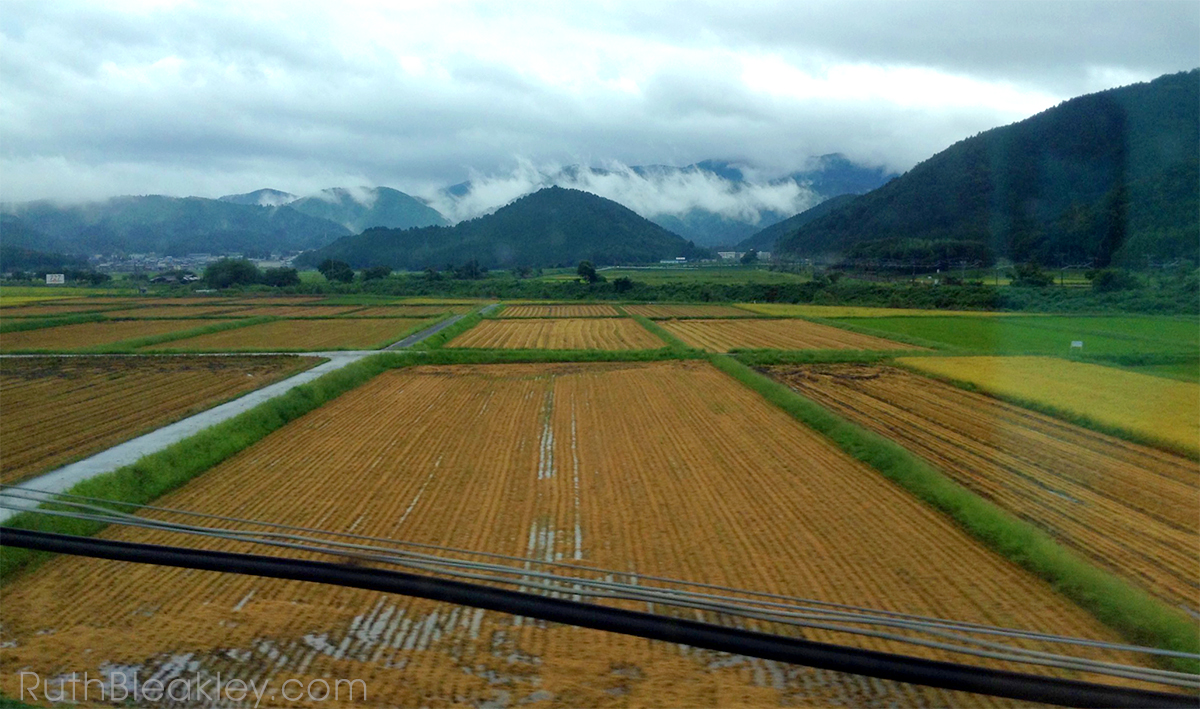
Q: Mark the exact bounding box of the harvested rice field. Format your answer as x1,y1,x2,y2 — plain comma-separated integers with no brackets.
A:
0,320,203,352
660,318,921,351
0,361,1155,707
97,305,250,318
624,304,754,318
0,355,317,484
738,304,1025,318
231,305,367,318
226,297,327,305
448,318,662,350
0,303,120,317
767,363,1200,608
500,304,620,318
898,356,1200,455
351,305,469,317
110,298,242,306
148,318,434,351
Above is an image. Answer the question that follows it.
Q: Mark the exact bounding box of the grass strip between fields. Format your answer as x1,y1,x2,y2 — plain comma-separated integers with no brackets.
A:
711,354,1200,672
799,316,961,352
0,312,108,335
731,349,928,367
372,313,454,349
629,314,697,352
411,310,485,349
76,317,277,354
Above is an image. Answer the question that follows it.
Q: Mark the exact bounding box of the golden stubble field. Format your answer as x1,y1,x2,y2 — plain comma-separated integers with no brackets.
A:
0,320,205,352
768,364,1200,609
623,304,753,318
0,361,1153,707
660,318,920,351
95,305,251,318
448,318,663,350
0,355,318,484
500,304,620,318
149,318,434,351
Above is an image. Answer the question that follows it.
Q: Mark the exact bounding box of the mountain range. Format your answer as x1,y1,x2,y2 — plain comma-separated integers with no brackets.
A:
296,186,706,270
2,70,1194,272
0,197,351,258
773,69,1199,267
434,154,895,247
0,154,890,259
220,186,449,232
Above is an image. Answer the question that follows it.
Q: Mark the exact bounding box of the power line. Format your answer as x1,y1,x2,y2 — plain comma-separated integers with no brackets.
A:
3,487,1196,690
2,528,1195,709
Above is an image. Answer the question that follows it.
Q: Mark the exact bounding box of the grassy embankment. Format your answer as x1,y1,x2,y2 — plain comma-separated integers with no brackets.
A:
711,354,1199,671
0,313,109,335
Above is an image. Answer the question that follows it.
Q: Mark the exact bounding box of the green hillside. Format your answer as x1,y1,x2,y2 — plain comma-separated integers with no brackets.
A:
3,196,351,256
297,186,706,269
777,70,1199,267
287,187,449,231
737,194,859,252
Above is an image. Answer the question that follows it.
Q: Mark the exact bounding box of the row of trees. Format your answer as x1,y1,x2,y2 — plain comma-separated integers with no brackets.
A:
203,259,301,288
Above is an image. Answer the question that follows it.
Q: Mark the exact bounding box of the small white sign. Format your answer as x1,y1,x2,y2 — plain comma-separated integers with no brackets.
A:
1070,341,1083,349
45,273,65,285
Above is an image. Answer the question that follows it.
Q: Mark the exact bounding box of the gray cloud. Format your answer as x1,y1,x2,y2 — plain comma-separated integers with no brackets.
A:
420,159,822,226
1,0,1195,204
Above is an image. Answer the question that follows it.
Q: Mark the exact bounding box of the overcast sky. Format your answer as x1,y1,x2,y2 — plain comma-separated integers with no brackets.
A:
1,0,1197,207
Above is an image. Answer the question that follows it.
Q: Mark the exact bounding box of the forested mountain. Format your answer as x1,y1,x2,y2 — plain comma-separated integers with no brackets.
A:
297,186,705,269
285,187,449,232
0,215,87,271
1,196,350,256
776,70,1200,267
736,194,859,252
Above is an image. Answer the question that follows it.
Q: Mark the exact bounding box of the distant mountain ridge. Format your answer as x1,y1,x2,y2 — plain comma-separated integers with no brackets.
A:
1,196,352,257
436,155,896,247
282,187,448,232
297,186,705,270
737,194,860,252
0,154,894,259
777,70,1200,267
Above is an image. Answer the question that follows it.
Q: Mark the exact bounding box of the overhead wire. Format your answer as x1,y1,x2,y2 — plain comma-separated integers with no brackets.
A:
2,486,1197,690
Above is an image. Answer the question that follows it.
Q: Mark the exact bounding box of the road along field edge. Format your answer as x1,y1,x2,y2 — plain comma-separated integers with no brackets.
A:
0,354,324,485
710,354,1200,672
0,351,404,580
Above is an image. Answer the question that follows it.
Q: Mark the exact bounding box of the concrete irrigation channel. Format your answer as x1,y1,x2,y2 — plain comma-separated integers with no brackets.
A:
0,307,490,523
